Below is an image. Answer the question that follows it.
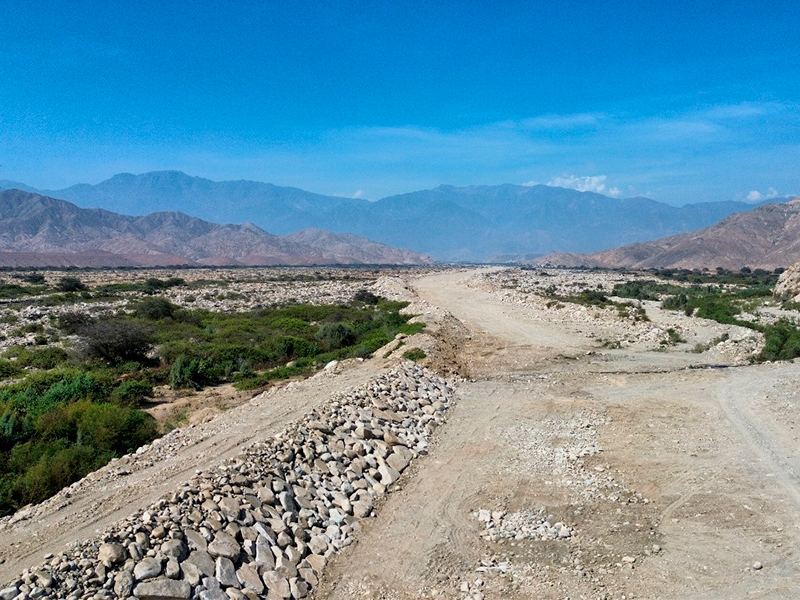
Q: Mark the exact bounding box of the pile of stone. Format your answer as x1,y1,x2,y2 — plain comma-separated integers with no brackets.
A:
475,508,573,542
2,363,455,600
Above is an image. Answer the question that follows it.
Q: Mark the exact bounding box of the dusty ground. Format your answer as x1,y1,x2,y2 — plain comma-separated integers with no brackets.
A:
3,267,800,599
314,269,800,600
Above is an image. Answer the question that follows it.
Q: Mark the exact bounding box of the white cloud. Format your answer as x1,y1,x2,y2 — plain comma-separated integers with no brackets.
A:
333,189,366,199
697,102,782,120
746,187,780,202
547,174,621,197
746,190,763,201
522,180,539,186
520,113,601,130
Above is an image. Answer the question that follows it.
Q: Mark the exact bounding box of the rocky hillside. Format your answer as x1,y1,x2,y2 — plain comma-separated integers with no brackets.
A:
538,198,800,271
775,261,800,300
0,190,431,267
3,171,786,261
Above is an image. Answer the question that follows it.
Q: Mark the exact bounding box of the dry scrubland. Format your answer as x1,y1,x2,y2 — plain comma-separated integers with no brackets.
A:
2,266,800,600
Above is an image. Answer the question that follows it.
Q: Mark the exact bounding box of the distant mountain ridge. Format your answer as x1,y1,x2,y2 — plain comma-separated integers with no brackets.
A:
0,189,431,267
1,171,786,261
537,197,800,271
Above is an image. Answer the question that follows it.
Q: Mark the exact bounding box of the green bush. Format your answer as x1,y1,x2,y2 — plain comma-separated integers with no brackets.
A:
169,355,221,390
0,283,33,299
133,297,179,320
11,322,44,336
56,311,95,334
0,360,22,379
315,323,356,349
109,380,154,406
1,399,158,513
56,277,87,293
79,320,153,365
662,293,689,311
0,313,19,325
18,273,45,285
353,289,380,304
402,348,427,361
234,364,308,390
1,346,70,370
612,281,662,301
758,320,800,362
27,347,70,369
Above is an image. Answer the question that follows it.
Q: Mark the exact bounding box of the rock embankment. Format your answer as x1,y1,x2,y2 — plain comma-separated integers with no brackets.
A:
2,363,455,600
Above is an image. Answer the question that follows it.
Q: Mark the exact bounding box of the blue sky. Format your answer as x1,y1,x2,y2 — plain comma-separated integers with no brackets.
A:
1,0,798,204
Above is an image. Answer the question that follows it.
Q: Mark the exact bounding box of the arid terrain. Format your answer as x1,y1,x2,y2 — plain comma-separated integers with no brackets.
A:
2,267,800,600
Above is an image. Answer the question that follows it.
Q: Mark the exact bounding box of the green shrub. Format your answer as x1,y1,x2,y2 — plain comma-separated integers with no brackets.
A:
27,347,70,369
315,323,356,350
79,320,153,365
234,364,308,390
353,289,380,304
56,277,87,293
169,355,220,390
612,281,662,301
2,400,158,513
19,273,45,285
1,346,70,369
758,320,800,362
109,380,154,406
56,311,95,334
402,348,427,361
0,313,19,325
0,283,33,299
0,360,22,379
133,297,179,320
268,317,313,335
11,322,44,336
662,293,689,311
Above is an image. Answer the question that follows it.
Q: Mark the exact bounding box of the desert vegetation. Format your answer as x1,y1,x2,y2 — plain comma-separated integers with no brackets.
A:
0,267,425,516
611,272,800,361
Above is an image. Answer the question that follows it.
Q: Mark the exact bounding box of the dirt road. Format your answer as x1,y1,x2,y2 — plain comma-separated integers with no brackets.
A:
315,269,800,599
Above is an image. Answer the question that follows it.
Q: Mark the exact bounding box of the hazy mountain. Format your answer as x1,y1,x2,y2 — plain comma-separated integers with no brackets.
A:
537,198,800,271
2,171,789,261
38,171,360,234
0,180,38,193
0,189,431,267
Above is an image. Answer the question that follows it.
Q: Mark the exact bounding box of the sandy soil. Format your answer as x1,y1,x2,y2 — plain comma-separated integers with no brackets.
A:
314,269,800,599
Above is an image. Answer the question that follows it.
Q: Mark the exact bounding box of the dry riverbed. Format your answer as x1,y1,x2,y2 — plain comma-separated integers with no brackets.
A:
3,267,800,600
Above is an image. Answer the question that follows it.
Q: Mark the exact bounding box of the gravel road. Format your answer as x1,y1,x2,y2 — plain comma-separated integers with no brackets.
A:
315,269,800,599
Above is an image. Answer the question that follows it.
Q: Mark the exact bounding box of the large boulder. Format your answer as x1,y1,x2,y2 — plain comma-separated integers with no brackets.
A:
775,262,800,301
133,578,191,600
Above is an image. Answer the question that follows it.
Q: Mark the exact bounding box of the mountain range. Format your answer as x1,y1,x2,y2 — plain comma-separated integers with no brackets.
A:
1,171,787,261
537,197,800,271
0,189,430,267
